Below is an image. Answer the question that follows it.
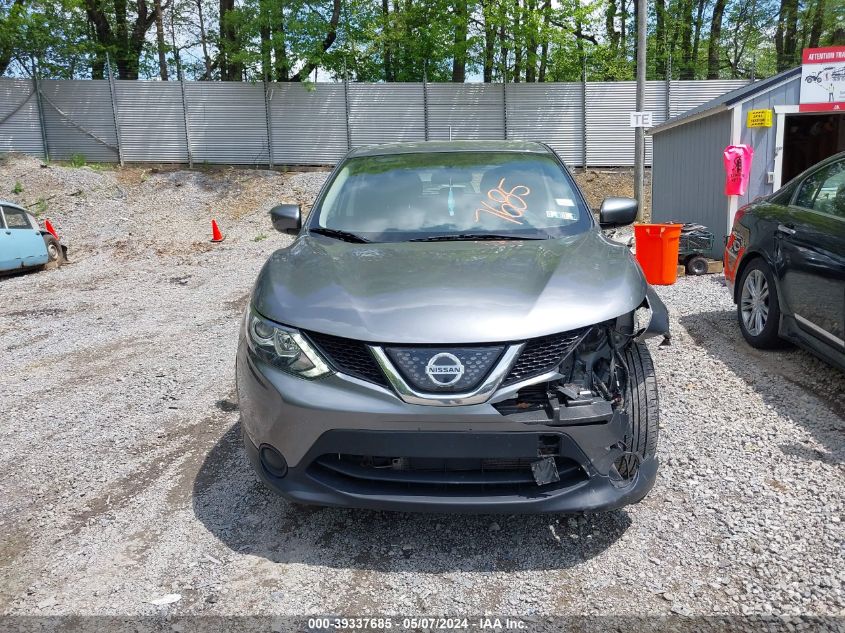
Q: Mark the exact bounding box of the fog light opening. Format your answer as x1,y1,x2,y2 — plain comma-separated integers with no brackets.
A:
259,444,288,478
609,451,641,488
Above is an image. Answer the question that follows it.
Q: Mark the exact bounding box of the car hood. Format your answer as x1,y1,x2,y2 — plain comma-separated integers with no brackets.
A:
253,230,647,344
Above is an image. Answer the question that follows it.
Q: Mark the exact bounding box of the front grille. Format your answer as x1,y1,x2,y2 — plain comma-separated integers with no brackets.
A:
304,331,388,387
502,329,587,386
309,453,586,495
304,328,588,393
384,345,504,393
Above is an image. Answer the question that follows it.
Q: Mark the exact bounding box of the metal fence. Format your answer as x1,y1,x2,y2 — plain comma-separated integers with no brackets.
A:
0,77,747,168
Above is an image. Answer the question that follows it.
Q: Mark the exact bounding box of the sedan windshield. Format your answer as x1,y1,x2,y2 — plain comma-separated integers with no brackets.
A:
311,151,592,242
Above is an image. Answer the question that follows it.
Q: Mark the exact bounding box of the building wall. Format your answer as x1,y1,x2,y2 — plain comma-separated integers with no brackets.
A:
737,77,801,207
651,110,732,258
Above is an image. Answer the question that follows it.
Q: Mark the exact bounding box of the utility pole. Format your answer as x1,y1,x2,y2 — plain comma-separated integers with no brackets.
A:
635,0,648,220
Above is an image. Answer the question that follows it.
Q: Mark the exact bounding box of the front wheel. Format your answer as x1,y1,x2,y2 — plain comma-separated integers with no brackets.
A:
737,258,782,348
615,343,659,481
42,235,65,270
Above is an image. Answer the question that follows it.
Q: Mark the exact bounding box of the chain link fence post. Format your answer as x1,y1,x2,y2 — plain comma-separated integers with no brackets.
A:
665,53,672,120
581,56,588,170
31,59,50,162
179,73,193,168
422,71,429,141
264,81,274,168
106,54,124,166
343,78,352,151
502,82,508,140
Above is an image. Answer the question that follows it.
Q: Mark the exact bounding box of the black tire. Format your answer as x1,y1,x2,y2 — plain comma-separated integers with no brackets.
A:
42,235,63,270
737,258,782,349
686,255,709,276
615,342,659,480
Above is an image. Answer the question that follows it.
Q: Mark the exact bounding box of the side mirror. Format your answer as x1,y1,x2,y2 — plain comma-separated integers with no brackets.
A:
599,197,638,227
270,204,301,235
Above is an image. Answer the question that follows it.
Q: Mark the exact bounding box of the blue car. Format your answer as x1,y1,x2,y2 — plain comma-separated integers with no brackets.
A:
0,201,67,273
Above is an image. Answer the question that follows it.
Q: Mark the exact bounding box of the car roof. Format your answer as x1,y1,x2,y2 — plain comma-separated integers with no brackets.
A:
0,200,26,211
346,140,554,158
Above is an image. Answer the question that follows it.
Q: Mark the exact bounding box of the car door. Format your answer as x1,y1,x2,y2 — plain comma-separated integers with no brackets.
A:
1,205,48,268
0,208,24,271
777,159,845,352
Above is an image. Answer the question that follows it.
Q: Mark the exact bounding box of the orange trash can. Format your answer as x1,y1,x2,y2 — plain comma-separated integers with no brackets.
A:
634,223,683,285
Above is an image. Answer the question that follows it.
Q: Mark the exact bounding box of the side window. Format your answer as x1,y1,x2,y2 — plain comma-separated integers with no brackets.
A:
2,207,32,229
794,161,845,218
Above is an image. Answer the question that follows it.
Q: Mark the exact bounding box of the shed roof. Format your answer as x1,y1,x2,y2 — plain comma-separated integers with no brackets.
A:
650,67,802,135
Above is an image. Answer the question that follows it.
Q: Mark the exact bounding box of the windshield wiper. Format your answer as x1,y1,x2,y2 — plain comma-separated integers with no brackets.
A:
309,227,370,243
409,233,545,242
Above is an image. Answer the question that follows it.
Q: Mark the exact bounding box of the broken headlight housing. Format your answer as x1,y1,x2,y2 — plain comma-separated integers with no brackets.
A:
246,307,332,379
563,320,630,408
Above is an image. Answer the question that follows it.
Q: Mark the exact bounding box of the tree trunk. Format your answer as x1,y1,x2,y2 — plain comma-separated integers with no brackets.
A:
273,2,289,81
707,0,726,78
219,0,235,80
619,0,627,57
605,0,619,54
154,0,168,79
775,0,799,71
691,0,706,78
655,0,666,78
288,0,341,81
525,0,537,82
0,0,24,75
679,0,695,79
512,0,522,82
808,0,825,48
259,0,271,81
85,0,157,80
195,0,213,79
382,0,393,81
451,0,468,82
499,19,509,81
482,0,495,82
538,0,550,81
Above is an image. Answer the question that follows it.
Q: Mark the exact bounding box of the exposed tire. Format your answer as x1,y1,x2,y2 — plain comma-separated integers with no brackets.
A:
615,342,659,480
685,255,709,276
737,258,782,349
42,235,64,270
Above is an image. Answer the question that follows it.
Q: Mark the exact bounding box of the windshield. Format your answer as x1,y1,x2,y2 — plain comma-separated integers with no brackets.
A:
311,151,592,242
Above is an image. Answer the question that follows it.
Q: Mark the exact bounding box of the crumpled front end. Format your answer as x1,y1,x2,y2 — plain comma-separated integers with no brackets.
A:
236,288,667,514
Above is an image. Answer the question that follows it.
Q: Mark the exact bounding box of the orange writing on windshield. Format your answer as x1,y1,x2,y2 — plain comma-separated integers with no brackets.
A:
475,179,530,225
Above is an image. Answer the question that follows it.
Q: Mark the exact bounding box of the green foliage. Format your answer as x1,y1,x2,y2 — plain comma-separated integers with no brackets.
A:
69,153,86,168
12,180,22,194
253,233,268,242
34,197,47,216
0,0,835,82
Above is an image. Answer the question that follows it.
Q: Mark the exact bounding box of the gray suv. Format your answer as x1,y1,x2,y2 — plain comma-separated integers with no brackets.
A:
236,141,668,513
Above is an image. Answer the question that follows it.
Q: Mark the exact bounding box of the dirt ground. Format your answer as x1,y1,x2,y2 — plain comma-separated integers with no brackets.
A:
0,156,842,627
574,168,652,220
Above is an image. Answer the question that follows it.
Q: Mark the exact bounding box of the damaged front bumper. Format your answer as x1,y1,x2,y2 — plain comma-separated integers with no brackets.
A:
237,341,658,514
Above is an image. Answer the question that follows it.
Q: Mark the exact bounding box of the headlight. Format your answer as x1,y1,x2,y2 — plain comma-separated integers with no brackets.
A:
246,308,332,379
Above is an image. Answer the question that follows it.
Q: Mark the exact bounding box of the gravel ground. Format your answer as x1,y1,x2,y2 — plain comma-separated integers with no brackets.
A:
0,156,842,625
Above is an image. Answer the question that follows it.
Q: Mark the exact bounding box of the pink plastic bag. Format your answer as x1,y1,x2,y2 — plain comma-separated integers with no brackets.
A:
723,145,754,196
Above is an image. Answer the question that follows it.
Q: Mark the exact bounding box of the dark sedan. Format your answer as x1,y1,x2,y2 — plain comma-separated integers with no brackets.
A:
725,151,845,370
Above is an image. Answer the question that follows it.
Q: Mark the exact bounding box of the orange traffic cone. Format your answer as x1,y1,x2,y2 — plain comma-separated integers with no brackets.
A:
44,219,59,240
211,219,224,243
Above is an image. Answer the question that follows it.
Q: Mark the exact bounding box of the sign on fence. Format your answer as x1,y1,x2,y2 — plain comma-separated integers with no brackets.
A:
629,111,653,128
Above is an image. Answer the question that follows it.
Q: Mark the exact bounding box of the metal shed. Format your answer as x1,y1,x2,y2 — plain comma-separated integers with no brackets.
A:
650,67,845,258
